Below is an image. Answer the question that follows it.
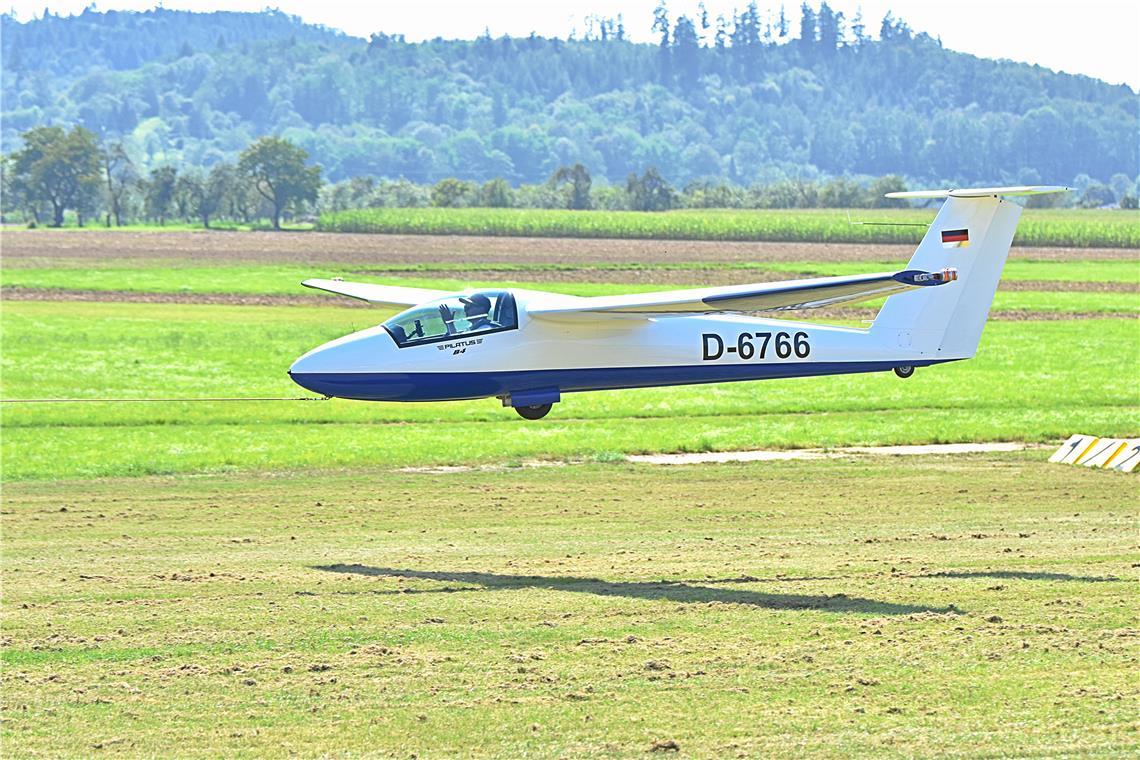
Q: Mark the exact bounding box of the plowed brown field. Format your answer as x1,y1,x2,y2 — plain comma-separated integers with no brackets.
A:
3,229,1134,266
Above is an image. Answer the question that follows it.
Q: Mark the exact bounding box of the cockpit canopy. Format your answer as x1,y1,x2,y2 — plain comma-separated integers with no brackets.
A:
382,290,518,347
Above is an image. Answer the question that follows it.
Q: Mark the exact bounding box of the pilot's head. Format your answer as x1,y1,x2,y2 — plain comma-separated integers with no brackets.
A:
460,293,492,320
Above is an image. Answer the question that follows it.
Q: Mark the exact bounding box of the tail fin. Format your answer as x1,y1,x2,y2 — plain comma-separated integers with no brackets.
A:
870,185,1068,360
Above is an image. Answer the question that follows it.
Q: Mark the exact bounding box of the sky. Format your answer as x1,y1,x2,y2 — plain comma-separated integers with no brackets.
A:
7,1,1139,90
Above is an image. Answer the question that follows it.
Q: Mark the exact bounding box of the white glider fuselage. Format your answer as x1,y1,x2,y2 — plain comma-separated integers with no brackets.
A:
289,291,929,404
289,187,1068,416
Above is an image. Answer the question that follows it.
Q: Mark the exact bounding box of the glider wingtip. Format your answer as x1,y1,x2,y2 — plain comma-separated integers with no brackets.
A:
883,189,949,199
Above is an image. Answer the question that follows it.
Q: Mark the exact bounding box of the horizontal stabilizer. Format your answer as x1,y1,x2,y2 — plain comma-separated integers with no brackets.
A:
303,279,450,308
885,185,1071,199
527,270,957,323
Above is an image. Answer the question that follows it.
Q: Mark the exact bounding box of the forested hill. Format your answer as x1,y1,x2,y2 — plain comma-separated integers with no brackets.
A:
2,6,1136,187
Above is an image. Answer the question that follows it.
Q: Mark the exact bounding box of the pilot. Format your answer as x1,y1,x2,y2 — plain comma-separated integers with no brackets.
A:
460,293,494,330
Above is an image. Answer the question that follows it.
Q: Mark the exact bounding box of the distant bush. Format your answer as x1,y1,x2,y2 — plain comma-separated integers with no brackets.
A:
1079,183,1117,209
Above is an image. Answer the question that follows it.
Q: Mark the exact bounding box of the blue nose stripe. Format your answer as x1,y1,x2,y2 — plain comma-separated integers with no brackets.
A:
289,371,508,402
289,372,440,401
288,360,948,403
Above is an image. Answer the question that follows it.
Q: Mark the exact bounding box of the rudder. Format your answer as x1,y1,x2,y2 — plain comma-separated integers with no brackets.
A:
871,194,1022,360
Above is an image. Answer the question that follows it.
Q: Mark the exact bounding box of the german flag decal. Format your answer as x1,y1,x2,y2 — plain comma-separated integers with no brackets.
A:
941,228,970,248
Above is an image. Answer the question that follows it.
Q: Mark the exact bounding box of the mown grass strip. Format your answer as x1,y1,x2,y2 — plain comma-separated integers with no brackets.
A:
4,259,1139,289
3,460,1134,757
2,298,1136,480
4,406,1137,481
3,263,1137,308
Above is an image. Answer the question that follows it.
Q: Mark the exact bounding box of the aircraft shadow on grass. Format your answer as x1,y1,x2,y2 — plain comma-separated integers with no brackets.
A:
315,564,956,616
682,570,1126,584
920,570,1124,583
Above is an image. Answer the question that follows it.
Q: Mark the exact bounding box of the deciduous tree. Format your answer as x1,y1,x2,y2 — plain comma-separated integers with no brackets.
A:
626,167,676,211
867,175,909,207
102,141,136,227
145,166,178,225
205,162,239,225
479,178,514,208
550,163,592,210
10,126,102,227
174,170,230,230
238,136,322,229
431,178,477,208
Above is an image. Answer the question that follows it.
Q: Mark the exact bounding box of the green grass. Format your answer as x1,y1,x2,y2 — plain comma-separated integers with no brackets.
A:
2,240,1136,757
317,207,1140,248
0,265,673,298
6,258,1138,285
2,458,1135,756
728,259,1140,283
2,301,1136,481
987,290,1136,313
4,259,1138,290
2,266,1135,317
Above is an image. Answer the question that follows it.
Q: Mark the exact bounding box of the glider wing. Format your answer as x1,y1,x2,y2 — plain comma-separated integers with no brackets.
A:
527,269,958,323
884,185,1071,199
303,279,451,308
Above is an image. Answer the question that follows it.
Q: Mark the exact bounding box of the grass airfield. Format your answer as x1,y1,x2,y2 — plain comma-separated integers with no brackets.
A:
1,230,1138,756
1,293,1135,480
4,458,1137,757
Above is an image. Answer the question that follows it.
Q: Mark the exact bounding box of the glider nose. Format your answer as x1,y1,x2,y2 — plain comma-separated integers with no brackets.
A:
289,341,338,375
288,347,329,392
288,327,391,397
288,342,340,396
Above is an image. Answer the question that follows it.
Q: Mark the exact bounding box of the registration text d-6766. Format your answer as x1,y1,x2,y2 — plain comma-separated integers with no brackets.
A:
701,331,811,361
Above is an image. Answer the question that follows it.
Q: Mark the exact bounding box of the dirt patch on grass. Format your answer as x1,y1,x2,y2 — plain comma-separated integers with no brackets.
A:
350,266,803,286
3,229,1135,266
628,441,1041,465
3,287,1129,321
1,287,355,308
1001,280,1137,293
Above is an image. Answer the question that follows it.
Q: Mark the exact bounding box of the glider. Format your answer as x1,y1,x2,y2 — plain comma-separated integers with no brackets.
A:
290,186,1067,419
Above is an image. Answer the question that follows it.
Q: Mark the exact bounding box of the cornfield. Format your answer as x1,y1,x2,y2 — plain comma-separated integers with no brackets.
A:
317,207,1139,248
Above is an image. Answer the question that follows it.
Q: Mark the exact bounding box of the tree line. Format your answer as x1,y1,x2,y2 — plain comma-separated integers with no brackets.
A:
3,127,320,228
323,165,1137,213
2,5,1135,191
3,125,1135,229
323,168,917,213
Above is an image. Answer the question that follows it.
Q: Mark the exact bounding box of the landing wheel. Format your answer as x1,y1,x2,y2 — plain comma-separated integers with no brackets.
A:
894,365,915,379
515,403,553,420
